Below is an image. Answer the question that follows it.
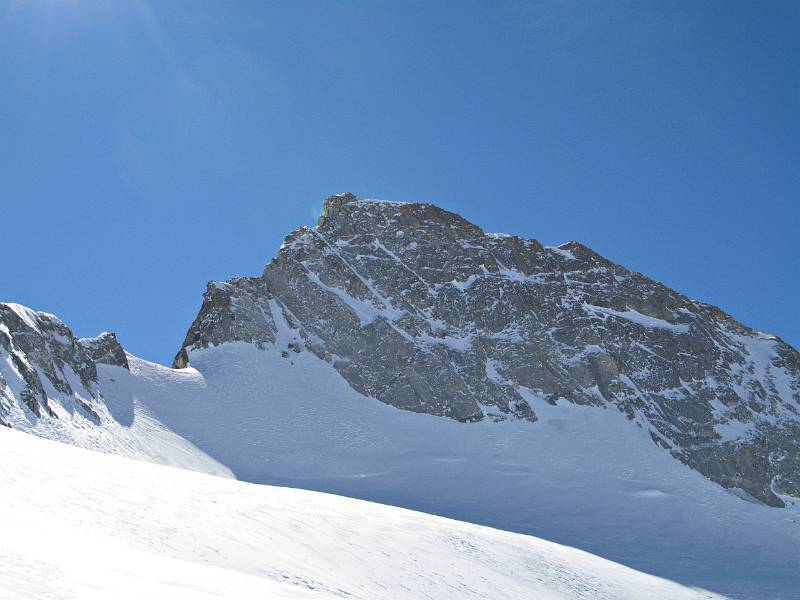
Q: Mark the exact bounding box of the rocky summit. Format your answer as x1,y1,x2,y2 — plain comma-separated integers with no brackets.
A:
176,193,800,506
0,303,127,426
2,194,798,509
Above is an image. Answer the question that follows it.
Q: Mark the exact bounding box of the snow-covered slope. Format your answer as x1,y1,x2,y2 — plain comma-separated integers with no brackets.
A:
0,302,231,477
90,343,798,600
3,300,795,597
0,427,724,600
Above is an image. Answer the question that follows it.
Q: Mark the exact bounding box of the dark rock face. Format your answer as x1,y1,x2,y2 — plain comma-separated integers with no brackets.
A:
79,332,130,370
176,193,800,506
0,303,120,427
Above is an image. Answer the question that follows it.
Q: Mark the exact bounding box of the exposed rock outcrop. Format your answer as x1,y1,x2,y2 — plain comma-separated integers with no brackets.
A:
175,193,800,506
79,332,130,370
0,303,124,427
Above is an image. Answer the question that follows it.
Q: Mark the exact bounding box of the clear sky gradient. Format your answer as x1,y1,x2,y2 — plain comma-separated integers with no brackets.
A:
1,1,797,365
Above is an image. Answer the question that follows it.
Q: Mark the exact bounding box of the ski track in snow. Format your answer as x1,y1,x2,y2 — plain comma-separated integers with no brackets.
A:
0,428,723,600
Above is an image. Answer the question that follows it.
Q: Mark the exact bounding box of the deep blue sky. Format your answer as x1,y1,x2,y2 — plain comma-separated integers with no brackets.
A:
1,1,797,365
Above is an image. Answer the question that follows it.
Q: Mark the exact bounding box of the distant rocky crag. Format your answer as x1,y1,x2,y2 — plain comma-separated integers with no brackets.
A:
0,303,127,426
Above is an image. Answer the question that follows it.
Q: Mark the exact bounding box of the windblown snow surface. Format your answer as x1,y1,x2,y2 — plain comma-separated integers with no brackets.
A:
0,428,723,600
61,343,799,600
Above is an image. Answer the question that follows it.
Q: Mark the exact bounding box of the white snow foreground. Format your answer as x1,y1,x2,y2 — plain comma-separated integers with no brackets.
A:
109,346,797,598
10,341,797,598
0,428,721,600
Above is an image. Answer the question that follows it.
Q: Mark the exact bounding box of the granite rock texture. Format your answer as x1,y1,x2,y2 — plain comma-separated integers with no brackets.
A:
0,303,126,427
79,332,130,370
176,194,800,506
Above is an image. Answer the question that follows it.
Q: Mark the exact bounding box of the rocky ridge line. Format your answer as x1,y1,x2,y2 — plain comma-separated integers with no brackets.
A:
175,193,800,506
0,302,128,427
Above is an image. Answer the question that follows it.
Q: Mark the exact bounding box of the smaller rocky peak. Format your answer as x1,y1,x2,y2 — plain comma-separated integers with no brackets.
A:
0,302,105,422
1,302,50,335
78,332,129,370
173,347,190,370
172,275,278,368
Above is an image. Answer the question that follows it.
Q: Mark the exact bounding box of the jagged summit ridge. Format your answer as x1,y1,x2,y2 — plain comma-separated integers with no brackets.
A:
0,302,232,475
0,302,124,424
176,193,800,507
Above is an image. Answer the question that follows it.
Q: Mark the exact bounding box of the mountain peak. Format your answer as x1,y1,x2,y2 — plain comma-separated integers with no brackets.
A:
316,193,485,245
4,195,798,509
172,193,800,507
78,332,129,370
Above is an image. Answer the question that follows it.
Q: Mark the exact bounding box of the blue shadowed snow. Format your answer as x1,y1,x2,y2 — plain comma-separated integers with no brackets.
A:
97,343,799,600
